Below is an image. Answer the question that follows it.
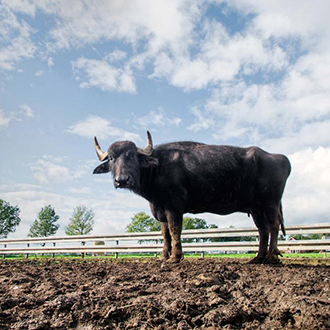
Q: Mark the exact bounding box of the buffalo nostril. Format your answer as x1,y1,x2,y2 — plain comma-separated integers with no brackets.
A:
115,175,130,187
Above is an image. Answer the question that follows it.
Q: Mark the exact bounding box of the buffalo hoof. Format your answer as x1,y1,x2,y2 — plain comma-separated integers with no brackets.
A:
248,256,265,264
160,254,170,262
166,256,183,264
263,254,282,265
248,254,282,265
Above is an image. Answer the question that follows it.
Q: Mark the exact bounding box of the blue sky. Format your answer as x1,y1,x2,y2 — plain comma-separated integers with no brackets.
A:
1,0,330,238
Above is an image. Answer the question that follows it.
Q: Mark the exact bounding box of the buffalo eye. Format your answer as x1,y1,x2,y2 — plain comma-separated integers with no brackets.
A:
126,151,135,159
108,155,114,161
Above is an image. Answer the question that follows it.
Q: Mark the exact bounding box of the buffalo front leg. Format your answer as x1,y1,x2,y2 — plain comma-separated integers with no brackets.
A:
160,222,172,261
149,204,171,261
165,210,183,263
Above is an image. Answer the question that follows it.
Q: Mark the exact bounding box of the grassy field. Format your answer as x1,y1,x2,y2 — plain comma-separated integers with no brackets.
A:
2,252,329,260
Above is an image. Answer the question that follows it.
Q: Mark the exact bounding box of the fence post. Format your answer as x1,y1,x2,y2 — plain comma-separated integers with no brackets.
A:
81,241,85,259
26,243,29,259
2,244,6,259
52,243,56,258
322,234,326,259
115,240,119,259
201,251,205,258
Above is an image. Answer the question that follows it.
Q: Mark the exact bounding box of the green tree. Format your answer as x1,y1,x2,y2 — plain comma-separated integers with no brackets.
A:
182,216,212,243
183,217,209,230
126,212,161,233
291,233,323,240
28,205,60,237
126,212,160,243
126,212,221,243
0,199,21,238
65,205,94,235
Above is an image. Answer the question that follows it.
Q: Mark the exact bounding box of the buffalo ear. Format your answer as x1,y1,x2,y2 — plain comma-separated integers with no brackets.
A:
93,161,111,174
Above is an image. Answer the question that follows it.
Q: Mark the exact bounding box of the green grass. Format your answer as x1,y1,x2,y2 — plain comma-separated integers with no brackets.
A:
1,252,329,260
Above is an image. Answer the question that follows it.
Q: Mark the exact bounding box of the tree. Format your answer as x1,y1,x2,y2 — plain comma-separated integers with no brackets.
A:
126,212,161,243
28,205,60,237
126,213,218,243
0,199,21,238
182,216,210,243
183,217,209,230
290,233,324,240
126,212,161,233
65,205,94,235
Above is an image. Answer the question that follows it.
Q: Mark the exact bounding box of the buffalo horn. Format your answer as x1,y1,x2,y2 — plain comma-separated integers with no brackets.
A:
137,131,153,156
94,136,109,162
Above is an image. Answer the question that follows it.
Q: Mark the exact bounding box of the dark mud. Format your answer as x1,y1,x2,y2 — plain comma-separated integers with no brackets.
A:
0,258,329,329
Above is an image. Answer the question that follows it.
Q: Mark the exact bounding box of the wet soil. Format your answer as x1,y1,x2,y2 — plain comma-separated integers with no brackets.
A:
0,258,329,329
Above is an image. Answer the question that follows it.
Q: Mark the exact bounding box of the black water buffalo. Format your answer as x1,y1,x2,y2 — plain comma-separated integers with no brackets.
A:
93,131,291,264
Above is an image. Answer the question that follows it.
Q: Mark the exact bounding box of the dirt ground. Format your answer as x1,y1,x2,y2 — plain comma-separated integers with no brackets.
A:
0,258,329,330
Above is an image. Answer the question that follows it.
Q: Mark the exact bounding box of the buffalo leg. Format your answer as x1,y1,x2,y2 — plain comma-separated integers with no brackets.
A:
249,212,269,264
267,223,281,263
165,210,183,262
267,208,283,263
150,204,171,260
160,222,172,260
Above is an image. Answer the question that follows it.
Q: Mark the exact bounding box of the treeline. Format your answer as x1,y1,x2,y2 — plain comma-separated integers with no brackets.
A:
126,211,256,243
126,212,328,242
0,199,94,238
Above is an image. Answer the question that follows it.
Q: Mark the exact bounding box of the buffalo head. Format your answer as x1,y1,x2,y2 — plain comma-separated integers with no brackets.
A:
93,131,154,191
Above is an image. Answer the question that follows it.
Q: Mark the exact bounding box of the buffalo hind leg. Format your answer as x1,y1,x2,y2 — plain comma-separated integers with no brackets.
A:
165,210,183,263
249,212,269,264
160,222,172,261
265,206,283,264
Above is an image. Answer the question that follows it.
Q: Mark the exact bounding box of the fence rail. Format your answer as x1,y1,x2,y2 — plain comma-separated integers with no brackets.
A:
0,223,329,258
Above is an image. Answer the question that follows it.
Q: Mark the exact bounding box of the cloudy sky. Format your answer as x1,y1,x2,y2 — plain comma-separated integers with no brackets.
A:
1,0,330,238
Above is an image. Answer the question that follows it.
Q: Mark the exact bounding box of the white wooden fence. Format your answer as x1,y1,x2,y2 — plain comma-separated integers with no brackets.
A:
0,223,329,258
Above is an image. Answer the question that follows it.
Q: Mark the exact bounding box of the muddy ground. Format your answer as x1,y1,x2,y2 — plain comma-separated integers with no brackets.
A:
0,258,329,329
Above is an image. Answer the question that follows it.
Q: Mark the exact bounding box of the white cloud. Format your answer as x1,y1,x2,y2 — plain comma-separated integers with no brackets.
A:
263,120,330,154
187,106,215,132
227,0,330,50
0,0,36,16
285,147,330,224
1,0,202,92
136,108,182,129
0,109,11,129
35,70,44,76
152,19,288,91
18,104,34,118
67,115,141,143
104,50,127,63
0,104,35,129
0,0,199,58
72,57,136,94
30,156,86,185
41,0,200,54
188,46,330,152
69,187,92,195
47,57,54,68
0,183,41,191
0,6,36,71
